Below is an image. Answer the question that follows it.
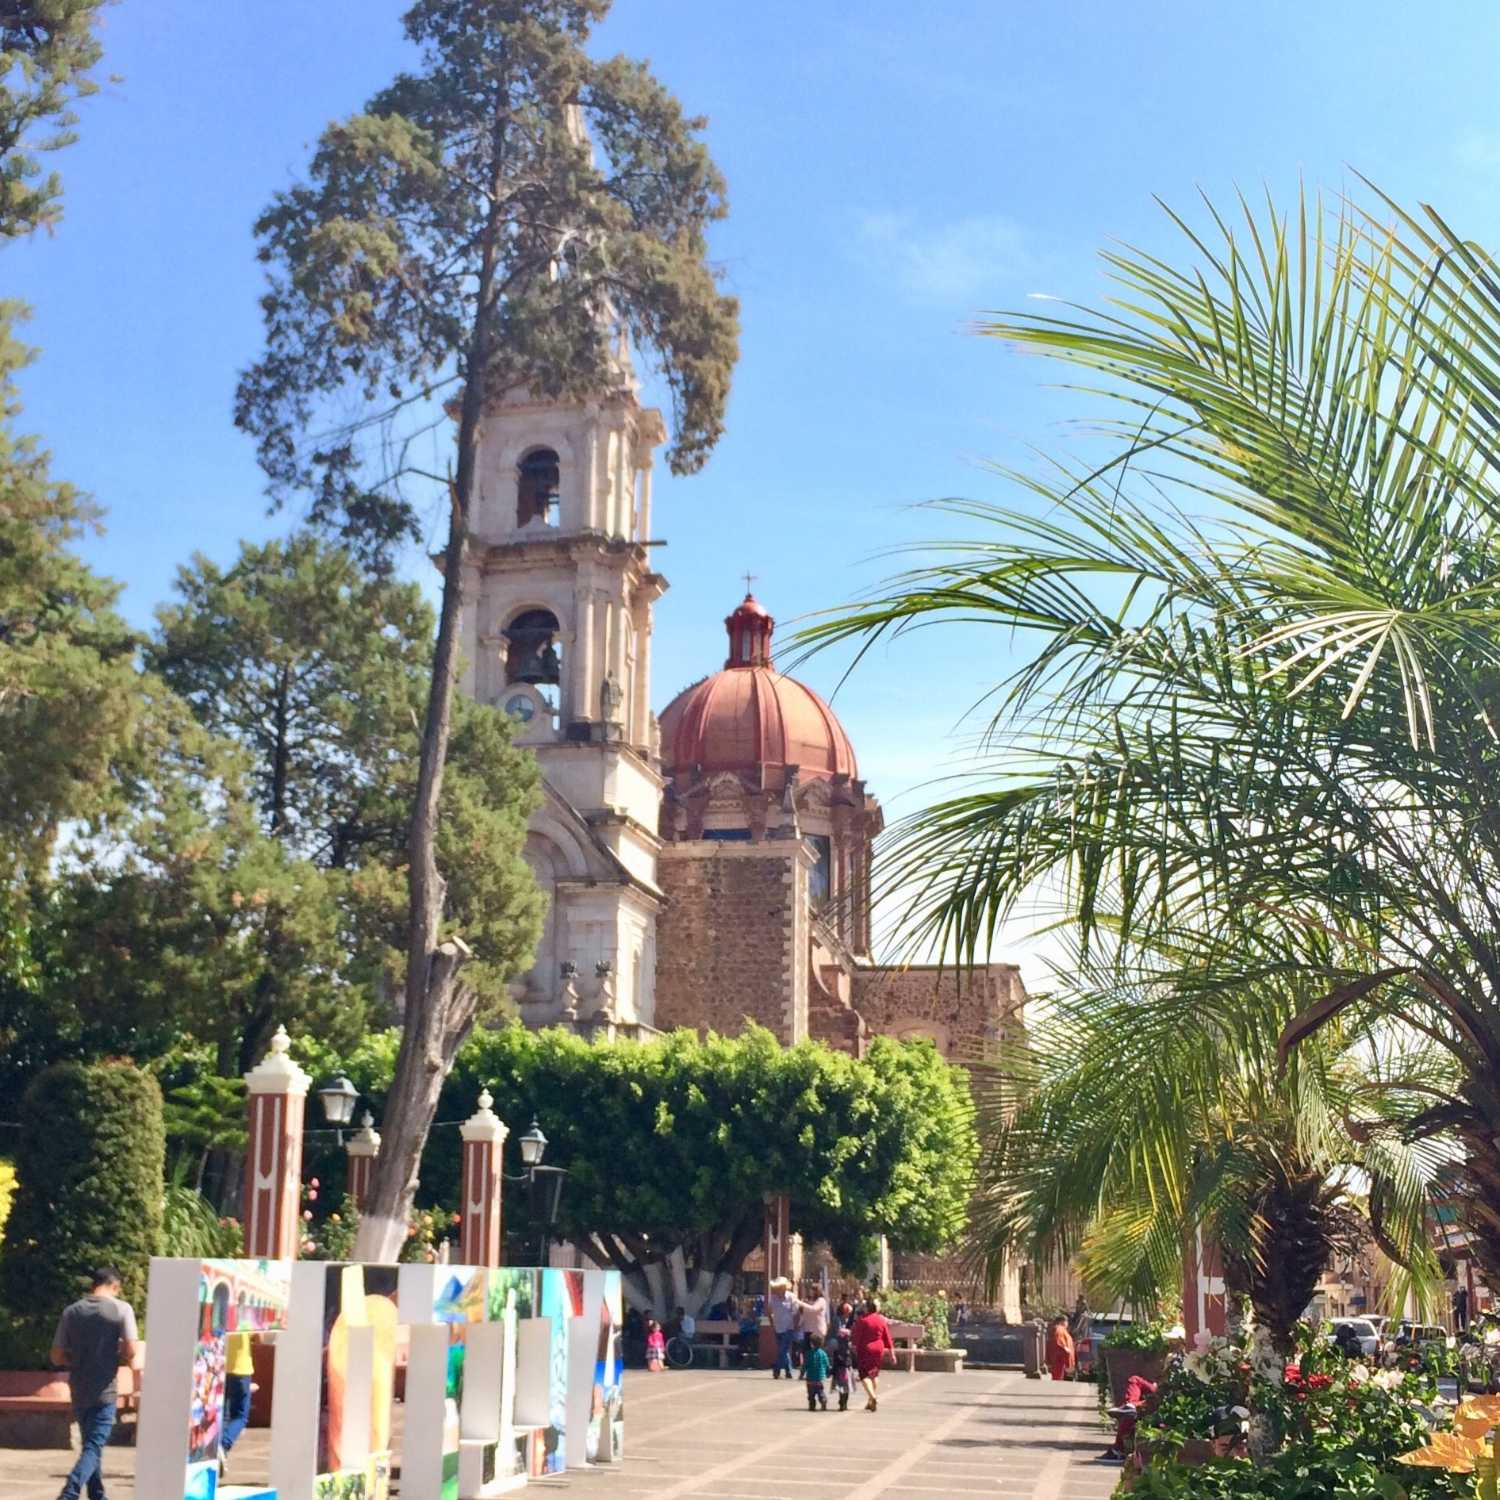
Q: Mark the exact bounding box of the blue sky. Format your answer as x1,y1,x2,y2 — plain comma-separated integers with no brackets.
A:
12,1,1500,979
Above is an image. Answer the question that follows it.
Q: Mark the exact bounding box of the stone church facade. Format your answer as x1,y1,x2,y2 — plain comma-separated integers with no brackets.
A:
457,341,1023,1308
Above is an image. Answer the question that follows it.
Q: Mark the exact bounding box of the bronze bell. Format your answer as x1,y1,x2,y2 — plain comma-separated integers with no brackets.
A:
510,642,561,685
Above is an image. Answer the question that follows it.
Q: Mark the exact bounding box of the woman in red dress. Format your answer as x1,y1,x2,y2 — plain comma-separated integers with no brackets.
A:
851,1298,895,1411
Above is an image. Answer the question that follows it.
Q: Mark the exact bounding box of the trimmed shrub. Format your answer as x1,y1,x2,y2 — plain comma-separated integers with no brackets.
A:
0,1061,165,1346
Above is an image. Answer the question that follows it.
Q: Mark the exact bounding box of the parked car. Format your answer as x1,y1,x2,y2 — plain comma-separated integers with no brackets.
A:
1394,1321,1451,1350
1328,1316,1382,1358
1077,1313,1132,1376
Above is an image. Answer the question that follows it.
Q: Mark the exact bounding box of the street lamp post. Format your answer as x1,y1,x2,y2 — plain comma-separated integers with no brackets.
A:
505,1117,568,1266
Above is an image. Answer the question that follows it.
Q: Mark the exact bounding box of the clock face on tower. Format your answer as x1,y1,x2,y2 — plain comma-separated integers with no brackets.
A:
504,692,536,723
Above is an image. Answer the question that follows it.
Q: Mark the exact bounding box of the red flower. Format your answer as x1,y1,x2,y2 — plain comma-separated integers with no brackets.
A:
1307,1374,1333,1391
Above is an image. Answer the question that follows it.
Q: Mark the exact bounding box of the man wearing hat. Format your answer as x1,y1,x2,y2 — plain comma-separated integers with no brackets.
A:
768,1278,801,1379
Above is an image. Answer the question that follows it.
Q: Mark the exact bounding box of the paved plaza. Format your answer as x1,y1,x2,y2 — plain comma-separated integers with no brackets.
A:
0,1368,1117,1500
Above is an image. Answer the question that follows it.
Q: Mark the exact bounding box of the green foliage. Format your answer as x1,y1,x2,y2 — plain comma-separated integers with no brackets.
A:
972,939,1445,1349
147,533,432,868
877,1288,951,1350
159,1066,247,1172
141,533,544,1048
0,1062,164,1347
0,310,141,887
160,1172,242,1260
0,0,108,238
300,1024,975,1306
1105,1319,1172,1355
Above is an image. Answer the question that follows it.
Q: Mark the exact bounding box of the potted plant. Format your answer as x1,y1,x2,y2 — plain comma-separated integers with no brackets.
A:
1102,1319,1171,1404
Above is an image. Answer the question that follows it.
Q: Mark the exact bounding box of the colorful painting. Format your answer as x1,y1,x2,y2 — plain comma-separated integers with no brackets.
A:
142,1258,619,1499
316,1264,401,1480
189,1260,291,1468
591,1274,624,1462
533,1269,583,1474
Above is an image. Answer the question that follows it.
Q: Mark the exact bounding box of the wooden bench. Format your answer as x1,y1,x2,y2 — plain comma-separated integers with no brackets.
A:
888,1320,924,1373
0,1367,139,1448
689,1319,744,1368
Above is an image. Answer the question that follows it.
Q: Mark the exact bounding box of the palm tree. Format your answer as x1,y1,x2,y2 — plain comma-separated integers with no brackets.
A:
979,939,1446,1354
800,188,1500,1282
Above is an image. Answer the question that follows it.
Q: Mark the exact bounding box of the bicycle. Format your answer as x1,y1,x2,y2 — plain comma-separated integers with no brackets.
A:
665,1334,693,1369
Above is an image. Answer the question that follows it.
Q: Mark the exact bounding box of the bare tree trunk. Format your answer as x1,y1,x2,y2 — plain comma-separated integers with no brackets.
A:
353,89,513,1267
353,384,487,1262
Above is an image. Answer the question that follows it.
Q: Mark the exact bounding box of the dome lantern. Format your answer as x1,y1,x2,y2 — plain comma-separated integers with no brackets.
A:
725,593,774,668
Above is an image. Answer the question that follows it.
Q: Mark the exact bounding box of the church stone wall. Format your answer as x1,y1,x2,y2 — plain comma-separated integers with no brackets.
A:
850,963,1026,1064
655,841,813,1043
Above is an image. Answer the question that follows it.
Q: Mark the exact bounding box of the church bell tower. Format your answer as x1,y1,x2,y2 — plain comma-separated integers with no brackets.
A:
457,354,667,1033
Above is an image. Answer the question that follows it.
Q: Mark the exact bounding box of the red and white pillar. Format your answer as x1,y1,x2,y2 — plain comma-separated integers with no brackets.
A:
1183,1229,1228,1346
459,1089,508,1268
345,1112,380,1211
242,1025,311,1260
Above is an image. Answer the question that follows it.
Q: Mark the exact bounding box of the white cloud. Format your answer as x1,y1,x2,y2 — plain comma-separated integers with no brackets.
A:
856,211,1027,304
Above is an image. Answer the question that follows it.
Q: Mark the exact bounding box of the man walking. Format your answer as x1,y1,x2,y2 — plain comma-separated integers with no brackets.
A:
50,1267,142,1500
768,1278,800,1379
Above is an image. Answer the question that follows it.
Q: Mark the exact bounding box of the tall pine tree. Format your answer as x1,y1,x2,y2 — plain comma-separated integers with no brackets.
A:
236,0,739,1257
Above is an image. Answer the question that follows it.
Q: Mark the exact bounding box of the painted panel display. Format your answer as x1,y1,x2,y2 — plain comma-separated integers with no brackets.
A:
535,1269,582,1474
140,1258,621,1500
591,1273,624,1463
318,1264,400,1479
193,1259,292,1467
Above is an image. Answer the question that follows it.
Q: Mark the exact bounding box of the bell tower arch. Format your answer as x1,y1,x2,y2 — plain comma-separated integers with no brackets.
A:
456,373,668,1031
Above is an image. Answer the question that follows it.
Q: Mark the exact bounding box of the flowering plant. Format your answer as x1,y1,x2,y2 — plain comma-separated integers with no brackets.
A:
1132,1321,1467,1499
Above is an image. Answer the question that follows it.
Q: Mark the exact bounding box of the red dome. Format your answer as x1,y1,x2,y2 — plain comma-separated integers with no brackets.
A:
659,595,858,783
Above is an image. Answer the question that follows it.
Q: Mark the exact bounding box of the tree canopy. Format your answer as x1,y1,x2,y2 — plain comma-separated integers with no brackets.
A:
0,0,108,239
290,1024,976,1318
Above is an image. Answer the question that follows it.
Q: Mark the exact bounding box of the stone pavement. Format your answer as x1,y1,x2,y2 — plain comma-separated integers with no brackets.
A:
0,1367,1117,1499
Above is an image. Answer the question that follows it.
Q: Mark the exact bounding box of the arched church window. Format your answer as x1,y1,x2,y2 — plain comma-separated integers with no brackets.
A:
504,610,563,707
517,447,560,528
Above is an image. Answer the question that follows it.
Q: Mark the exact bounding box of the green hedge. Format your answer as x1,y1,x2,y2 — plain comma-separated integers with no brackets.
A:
0,1061,164,1352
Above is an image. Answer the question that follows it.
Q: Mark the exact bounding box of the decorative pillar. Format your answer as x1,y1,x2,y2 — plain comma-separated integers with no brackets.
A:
1183,1229,1228,1346
571,586,596,727
459,1089,509,1268
242,1025,311,1260
344,1112,381,1211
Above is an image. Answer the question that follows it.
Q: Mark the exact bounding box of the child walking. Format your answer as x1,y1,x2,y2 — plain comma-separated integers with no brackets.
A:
645,1318,666,1373
830,1333,853,1411
803,1334,830,1411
